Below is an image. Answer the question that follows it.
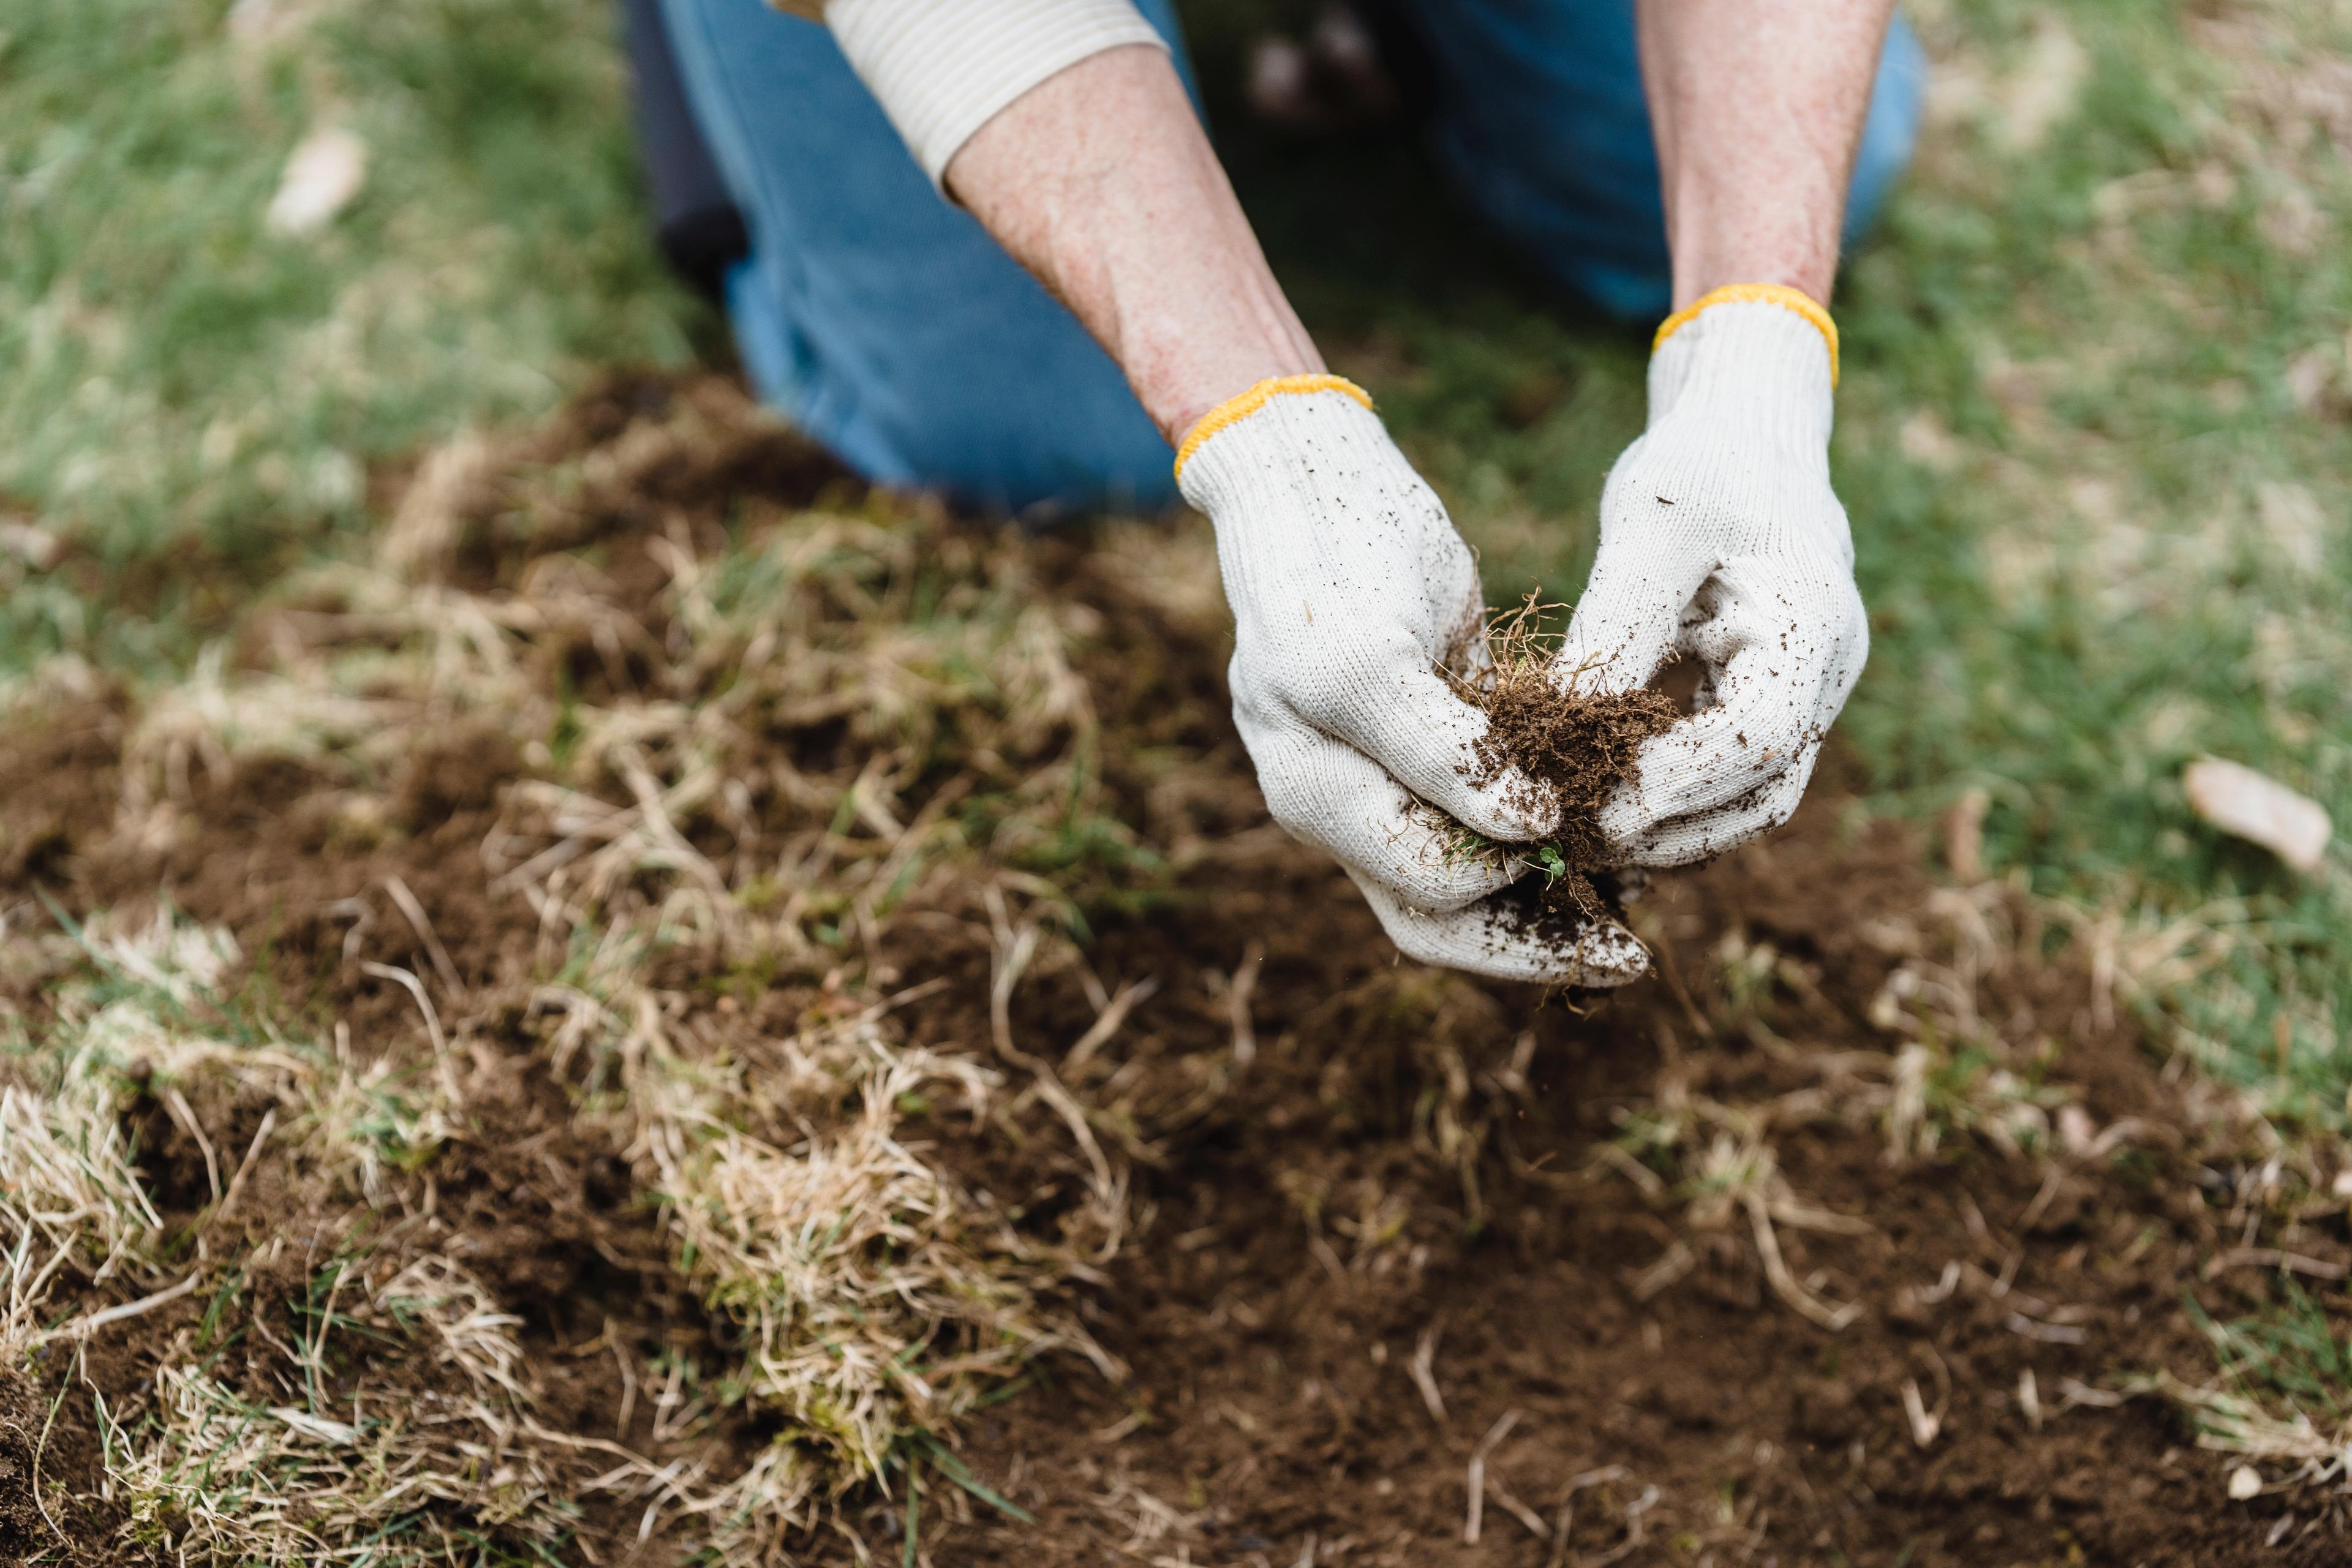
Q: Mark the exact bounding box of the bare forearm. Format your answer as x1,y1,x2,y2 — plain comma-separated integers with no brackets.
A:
944,45,1319,444
1637,0,1896,307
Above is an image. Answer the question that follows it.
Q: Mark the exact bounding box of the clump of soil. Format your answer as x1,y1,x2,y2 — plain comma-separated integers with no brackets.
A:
1450,598,1678,927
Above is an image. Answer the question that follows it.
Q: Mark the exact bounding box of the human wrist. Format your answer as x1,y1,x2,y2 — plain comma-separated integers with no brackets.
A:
1670,239,1838,318
1143,334,1325,449
944,45,1322,448
1022,217,1320,445
1658,137,1850,311
1107,219,1324,444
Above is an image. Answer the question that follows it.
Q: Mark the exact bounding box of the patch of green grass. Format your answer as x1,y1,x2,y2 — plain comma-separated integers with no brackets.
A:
0,0,700,676
1820,0,2351,1125
2196,1281,2352,1427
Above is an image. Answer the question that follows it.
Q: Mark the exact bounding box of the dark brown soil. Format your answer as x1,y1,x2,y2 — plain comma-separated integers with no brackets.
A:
0,1366,126,1562
0,684,124,886
0,1371,47,1558
1,374,2339,1567
900,804,2261,1567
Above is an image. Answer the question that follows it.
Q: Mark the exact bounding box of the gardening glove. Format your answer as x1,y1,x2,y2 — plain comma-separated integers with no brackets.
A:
1176,375,1651,986
1559,285,1868,866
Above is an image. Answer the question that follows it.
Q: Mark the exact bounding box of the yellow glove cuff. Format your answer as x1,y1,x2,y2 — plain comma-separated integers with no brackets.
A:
1653,284,1839,389
1172,374,1374,482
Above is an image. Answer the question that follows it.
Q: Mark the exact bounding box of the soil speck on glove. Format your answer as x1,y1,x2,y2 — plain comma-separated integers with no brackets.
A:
1447,597,1678,935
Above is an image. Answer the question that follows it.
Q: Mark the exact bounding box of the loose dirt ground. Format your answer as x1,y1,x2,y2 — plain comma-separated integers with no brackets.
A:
2,377,2340,1566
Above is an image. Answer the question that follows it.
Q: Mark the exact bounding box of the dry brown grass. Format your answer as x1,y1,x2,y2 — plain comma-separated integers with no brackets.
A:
4,387,1163,1561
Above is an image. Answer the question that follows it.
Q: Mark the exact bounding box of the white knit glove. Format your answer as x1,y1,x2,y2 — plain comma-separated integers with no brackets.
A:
1559,288,1868,866
1177,376,1649,986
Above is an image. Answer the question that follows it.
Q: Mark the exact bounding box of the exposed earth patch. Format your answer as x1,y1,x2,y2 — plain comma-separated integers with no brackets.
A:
0,376,2339,1567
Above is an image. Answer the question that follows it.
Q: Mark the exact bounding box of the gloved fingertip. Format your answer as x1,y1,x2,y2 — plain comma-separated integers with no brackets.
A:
1469,914,1651,987
1559,598,1686,699
1619,822,1754,869
1351,866,1654,986
1410,767,1554,848
1594,789,1664,851
1390,835,1534,914
1565,918,1653,987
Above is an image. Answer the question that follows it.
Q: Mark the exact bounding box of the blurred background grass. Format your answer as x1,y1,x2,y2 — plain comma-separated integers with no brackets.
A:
0,0,696,671
1,0,2343,1120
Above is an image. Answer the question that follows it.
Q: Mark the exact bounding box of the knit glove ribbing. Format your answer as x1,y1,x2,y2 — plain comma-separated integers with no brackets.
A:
1558,293,1868,865
1177,378,1650,986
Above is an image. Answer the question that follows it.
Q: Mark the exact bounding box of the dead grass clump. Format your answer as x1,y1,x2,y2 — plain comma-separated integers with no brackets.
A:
0,911,237,1356
0,1071,157,1352
613,991,1107,1487
50,382,1154,1554
107,1253,581,1566
2,907,603,1563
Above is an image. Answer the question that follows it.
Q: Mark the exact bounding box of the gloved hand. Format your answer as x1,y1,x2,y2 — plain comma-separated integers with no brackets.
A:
1559,286,1868,867
1176,375,1650,986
